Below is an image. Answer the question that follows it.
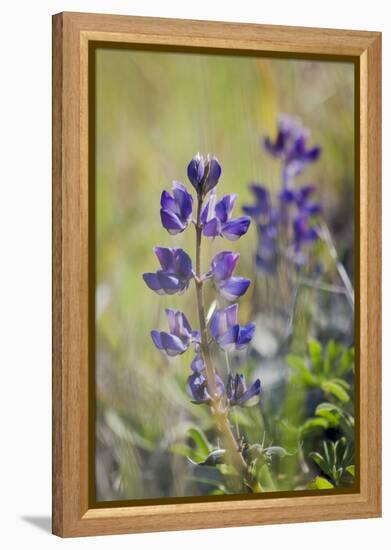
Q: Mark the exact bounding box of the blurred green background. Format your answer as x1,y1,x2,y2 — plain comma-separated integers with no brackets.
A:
95,47,355,501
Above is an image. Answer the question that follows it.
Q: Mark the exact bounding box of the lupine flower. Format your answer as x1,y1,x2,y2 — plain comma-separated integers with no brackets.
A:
279,184,322,215
160,181,193,234
226,373,261,407
190,354,206,374
242,184,271,219
151,309,200,356
209,251,251,301
210,304,255,352
143,247,193,295
187,153,222,196
263,114,321,180
293,213,318,251
201,190,251,241
188,371,224,405
255,219,280,274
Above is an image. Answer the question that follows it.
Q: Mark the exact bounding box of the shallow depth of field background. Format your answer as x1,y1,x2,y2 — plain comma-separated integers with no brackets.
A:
95,48,355,501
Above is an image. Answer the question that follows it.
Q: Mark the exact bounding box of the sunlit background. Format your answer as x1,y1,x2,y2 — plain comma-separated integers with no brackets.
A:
95,47,355,501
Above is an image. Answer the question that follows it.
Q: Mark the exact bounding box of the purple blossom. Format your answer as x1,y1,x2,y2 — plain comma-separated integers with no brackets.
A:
242,184,271,218
188,370,225,405
209,251,251,301
143,247,193,295
187,153,222,196
279,184,321,216
160,181,193,234
201,190,251,241
226,373,261,407
151,309,200,356
210,304,255,352
263,114,321,180
190,354,206,374
293,213,319,251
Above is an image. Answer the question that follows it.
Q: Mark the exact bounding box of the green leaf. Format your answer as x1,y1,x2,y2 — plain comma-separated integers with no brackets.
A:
309,452,332,477
188,427,211,457
346,465,355,477
336,348,355,376
308,476,335,490
300,417,329,436
324,340,342,376
308,339,323,374
321,380,350,403
170,443,204,463
315,402,342,426
287,355,317,386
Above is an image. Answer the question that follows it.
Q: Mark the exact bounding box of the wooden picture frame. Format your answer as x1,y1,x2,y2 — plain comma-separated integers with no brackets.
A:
52,11,381,537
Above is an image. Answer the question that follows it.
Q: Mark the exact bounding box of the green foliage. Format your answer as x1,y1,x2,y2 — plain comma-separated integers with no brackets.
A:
287,339,354,404
309,437,355,487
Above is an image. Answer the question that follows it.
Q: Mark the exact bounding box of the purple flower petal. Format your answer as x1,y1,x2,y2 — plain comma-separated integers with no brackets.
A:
160,332,188,356
143,272,163,294
154,247,174,271
188,372,209,404
156,272,183,294
160,190,177,212
217,276,251,301
190,354,206,374
203,157,222,194
210,304,238,340
173,248,193,279
217,324,240,352
150,330,163,350
187,155,204,194
215,194,236,223
240,379,261,407
237,323,256,349
203,217,221,238
160,209,185,234
221,216,251,241
210,251,240,281
304,146,321,162
172,181,193,220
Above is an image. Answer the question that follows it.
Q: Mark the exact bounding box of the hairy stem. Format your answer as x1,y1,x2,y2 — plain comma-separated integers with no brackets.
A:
194,193,247,473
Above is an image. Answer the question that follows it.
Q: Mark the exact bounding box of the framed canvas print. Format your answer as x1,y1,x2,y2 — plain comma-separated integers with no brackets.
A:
52,12,381,537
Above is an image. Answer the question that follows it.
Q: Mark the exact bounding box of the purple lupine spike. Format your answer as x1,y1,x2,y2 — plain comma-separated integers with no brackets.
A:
226,373,261,407
263,114,321,177
160,181,193,234
187,153,222,196
210,304,255,352
210,251,250,301
143,247,193,295
151,309,200,356
202,191,250,241
188,371,224,405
